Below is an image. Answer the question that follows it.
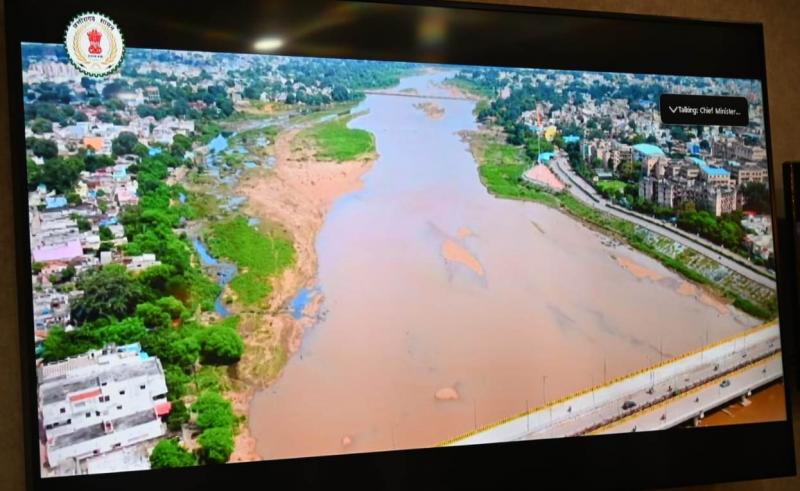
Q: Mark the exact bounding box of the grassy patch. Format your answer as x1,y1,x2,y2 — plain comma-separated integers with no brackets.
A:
479,164,560,207
193,365,231,393
596,179,627,196
206,216,295,306
484,142,529,166
196,121,223,144
186,268,222,312
467,128,776,321
300,117,375,161
229,272,271,305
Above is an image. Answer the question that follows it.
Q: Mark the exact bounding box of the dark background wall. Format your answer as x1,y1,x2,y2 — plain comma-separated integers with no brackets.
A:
1,1,797,489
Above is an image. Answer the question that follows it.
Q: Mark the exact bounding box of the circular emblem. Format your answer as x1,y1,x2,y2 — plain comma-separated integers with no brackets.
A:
64,12,125,77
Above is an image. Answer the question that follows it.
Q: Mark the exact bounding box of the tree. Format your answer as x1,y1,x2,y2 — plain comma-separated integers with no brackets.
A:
133,143,150,158
617,160,642,183
135,302,173,330
31,138,58,159
102,80,129,99
96,317,148,346
137,264,177,295
75,216,92,232
155,296,187,321
99,225,114,241
31,118,53,134
198,326,244,365
26,158,42,190
48,265,76,284
741,181,770,214
171,134,192,157
164,366,190,400
166,400,189,431
80,76,96,91
84,153,115,172
112,131,140,156
192,391,232,420
71,265,153,325
142,328,199,370
196,404,236,431
331,85,350,102
198,427,234,464
40,156,83,194
97,112,113,124
42,326,100,362
149,439,197,469
66,192,81,206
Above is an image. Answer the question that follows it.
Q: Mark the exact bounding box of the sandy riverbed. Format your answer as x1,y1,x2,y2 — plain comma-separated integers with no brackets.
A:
231,127,376,461
414,102,445,119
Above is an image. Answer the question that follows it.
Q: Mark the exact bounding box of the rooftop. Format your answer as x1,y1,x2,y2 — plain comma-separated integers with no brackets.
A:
32,239,83,263
632,143,665,157
537,152,554,163
45,196,68,209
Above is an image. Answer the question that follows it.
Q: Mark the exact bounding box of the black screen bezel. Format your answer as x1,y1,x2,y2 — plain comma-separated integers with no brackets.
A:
4,1,796,489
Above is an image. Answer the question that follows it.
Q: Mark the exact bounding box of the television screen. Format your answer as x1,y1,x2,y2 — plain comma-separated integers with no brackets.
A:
6,1,795,489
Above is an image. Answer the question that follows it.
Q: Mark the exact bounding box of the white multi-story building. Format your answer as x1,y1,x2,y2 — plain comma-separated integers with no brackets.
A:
38,343,171,470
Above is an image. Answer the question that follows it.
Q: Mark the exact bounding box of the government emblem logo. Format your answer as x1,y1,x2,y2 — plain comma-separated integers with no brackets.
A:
64,12,125,77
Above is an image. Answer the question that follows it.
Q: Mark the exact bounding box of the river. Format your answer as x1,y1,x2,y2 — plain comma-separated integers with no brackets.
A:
249,70,758,460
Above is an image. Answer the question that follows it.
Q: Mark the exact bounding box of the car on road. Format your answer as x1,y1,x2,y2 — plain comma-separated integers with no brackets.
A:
622,400,637,410
720,379,731,388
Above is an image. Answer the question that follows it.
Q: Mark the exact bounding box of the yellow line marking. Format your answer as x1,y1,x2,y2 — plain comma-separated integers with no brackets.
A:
586,351,782,435
437,320,778,446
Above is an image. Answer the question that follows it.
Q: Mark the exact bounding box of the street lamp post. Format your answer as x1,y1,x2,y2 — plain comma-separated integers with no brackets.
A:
526,399,530,432
542,375,547,406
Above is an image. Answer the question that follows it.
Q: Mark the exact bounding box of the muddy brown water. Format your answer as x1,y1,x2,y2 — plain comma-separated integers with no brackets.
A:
249,70,761,460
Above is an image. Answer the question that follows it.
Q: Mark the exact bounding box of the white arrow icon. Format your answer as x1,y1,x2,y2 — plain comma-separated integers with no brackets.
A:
669,106,679,114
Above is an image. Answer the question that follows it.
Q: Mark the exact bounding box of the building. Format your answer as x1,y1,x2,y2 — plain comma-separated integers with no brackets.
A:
632,143,665,162
33,289,71,330
726,161,769,187
125,254,161,272
38,343,171,470
639,176,686,209
712,138,767,163
144,86,161,104
741,214,774,260
702,184,738,216
640,165,738,216
690,157,732,186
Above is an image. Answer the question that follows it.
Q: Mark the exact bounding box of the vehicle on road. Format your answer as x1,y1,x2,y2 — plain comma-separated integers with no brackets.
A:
622,400,637,410
720,379,731,388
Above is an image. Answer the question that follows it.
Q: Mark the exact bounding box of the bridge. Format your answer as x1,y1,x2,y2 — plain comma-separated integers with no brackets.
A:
439,321,782,447
362,90,471,101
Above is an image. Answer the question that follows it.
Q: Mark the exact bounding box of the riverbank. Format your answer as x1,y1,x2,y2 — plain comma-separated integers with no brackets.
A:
234,124,377,459
461,125,777,323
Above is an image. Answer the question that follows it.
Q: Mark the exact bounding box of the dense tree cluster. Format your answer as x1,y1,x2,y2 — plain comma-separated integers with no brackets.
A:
677,210,747,252
240,58,413,106
149,438,197,469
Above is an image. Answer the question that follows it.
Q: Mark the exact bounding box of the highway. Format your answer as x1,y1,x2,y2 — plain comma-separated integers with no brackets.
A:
441,322,782,447
548,155,776,289
589,352,783,435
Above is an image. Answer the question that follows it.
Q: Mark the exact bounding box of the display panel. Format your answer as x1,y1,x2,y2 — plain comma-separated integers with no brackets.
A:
6,1,796,489
20,41,787,475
